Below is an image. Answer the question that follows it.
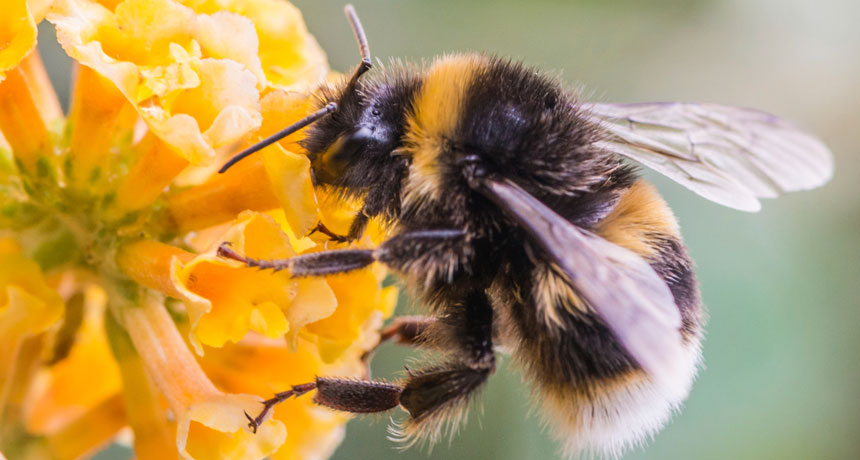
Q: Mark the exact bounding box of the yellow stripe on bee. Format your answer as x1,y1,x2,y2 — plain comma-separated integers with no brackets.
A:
595,180,680,259
403,54,489,204
533,262,590,327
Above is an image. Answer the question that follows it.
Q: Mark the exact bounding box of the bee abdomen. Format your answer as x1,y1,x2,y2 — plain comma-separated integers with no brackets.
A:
501,179,705,456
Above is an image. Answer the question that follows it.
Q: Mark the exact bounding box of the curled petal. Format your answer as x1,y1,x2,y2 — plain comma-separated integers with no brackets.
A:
0,251,64,345
27,285,121,435
48,0,140,97
180,393,286,460
305,271,398,363
199,336,367,460
185,0,328,90
261,144,318,244
28,0,54,21
257,89,319,236
0,0,37,83
116,212,339,353
123,295,286,460
49,0,263,165
197,11,266,89
164,156,281,233
172,212,337,351
108,0,197,67
176,58,261,149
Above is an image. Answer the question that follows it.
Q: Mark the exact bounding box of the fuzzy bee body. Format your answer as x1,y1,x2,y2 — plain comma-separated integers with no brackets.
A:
314,54,704,452
220,7,832,457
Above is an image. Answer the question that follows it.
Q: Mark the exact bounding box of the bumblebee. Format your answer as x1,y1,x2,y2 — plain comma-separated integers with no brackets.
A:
217,5,833,457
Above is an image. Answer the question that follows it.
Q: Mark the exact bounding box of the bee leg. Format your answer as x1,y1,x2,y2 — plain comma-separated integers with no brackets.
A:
246,378,403,433
307,200,384,243
217,243,375,276
248,293,494,439
246,382,317,433
346,212,369,241
396,291,496,437
217,229,467,277
308,221,350,243
378,316,435,347
361,316,436,371
399,363,493,423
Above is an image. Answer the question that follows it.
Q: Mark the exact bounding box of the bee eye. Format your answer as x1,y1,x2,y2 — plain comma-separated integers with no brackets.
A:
312,125,374,184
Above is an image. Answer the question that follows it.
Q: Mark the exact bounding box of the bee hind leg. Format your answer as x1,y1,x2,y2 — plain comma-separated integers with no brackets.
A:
246,378,404,433
397,363,493,427
391,290,496,445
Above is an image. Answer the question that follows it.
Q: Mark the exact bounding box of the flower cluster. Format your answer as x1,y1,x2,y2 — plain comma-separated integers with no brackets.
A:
0,1,396,459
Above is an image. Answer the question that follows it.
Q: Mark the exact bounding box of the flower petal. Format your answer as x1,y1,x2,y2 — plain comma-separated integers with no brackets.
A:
0,0,37,83
0,252,65,345
164,156,281,233
66,64,135,189
26,285,121,434
173,212,337,351
119,213,339,353
0,55,55,174
305,272,397,363
184,0,328,90
181,393,286,460
197,337,350,460
123,294,286,460
258,90,319,237
197,11,266,89
49,0,263,165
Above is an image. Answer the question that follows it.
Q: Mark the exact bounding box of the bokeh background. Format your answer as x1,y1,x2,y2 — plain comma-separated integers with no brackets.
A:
36,0,858,459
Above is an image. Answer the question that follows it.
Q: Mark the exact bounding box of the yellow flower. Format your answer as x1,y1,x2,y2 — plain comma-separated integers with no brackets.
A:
0,1,397,459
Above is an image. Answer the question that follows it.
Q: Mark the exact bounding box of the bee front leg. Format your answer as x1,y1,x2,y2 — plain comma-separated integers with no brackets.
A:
308,221,351,243
307,196,373,243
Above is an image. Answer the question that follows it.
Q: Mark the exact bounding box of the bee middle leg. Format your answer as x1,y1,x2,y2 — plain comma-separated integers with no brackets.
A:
217,228,467,277
361,315,436,367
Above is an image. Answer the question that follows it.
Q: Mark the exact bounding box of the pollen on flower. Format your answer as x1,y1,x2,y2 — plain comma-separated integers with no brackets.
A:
0,1,395,459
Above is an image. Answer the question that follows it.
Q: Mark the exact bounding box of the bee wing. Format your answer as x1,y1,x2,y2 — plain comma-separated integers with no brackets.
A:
585,102,834,211
475,177,686,394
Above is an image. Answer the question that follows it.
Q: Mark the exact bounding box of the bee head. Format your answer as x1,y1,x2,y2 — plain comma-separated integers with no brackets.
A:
302,76,418,191
219,4,414,206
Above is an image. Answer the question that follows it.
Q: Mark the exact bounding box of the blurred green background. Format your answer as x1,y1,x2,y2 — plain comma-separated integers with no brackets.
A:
38,0,859,459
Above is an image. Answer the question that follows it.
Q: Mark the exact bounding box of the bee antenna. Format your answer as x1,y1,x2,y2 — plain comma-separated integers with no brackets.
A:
219,5,370,174
344,4,372,89
218,102,337,173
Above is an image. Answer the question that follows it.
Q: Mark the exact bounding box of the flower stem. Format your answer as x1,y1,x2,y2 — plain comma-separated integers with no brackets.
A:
105,311,179,460
0,60,53,175
120,293,219,412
